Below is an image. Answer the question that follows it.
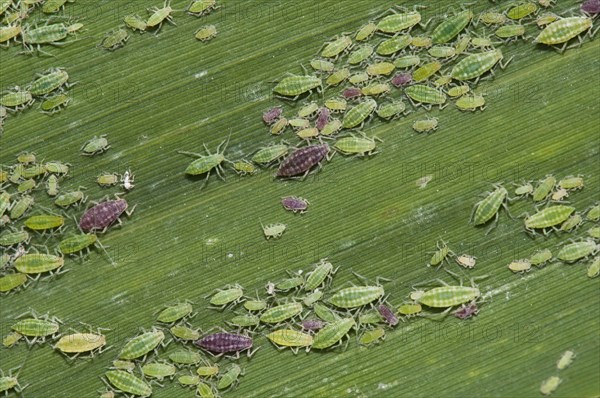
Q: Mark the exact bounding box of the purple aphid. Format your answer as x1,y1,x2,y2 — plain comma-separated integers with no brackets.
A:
263,106,283,124
302,319,325,331
343,87,363,100
454,301,479,320
79,198,129,232
194,332,253,354
378,304,399,327
581,0,600,13
391,73,412,88
276,144,329,178
315,107,330,131
281,196,309,213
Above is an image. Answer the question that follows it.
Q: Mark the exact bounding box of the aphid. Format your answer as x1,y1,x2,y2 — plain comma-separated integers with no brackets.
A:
187,0,219,17
261,222,287,239
303,289,323,307
320,35,352,59
100,27,129,50
326,68,350,86
314,302,339,322
347,44,374,65
355,21,377,41
471,184,508,228
11,312,61,342
412,117,438,133
195,25,217,42
357,310,384,326
16,152,36,164
377,10,422,33
524,205,575,234
320,118,343,136
530,249,553,267
302,319,325,331
315,107,330,130
495,24,526,42
310,59,335,73
296,127,319,140
22,164,46,179
431,10,473,43
558,176,584,190
262,106,283,124
447,84,470,97
305,259,335,290
243,299,267,311
178,136,230,189
434,75,453,87
118,328,165,360
0,229,30,247
232,160,257,176
428,45,456,58
228,314,260,329
534,17,594,52
178,374,200,387
44,174,59,196
455,254,477,269
454,34,471,54
366,61,396,76
0,215,10,227
358,327,385,346
267,329,313,353
2,331,23,347
276,143,329,178
0,191,12,217
398,302,422,317
533,175,556,201
281,196,309,213
170,324,200,341
560,213,583,232
470,36,498,49
450,49,507,82
105,370,152,397
288,117,310,130
556,350,575,370
251,144,288,164
410,35,432,48
273,74,322,100
342,87,363,100
168,349,202,365
9,164,24,183
197,382,216,398
540,376,561,396
40,93,70,114
121,169,135,191
376,100,407,120
507,2,538,20
376,34,411,56
453,301,479,320
0,87,34,111
429,240,454,268
508,259,531,273
394,54,420,69
260,302,303,323
361,82,391,97
416,175,433,188
54,189,86,208
297,102,319,119
348,72,370,85
581,0,600,14
342,98,377,129
275,274,304,291
537,12,559,27
514,182,533,197
194,331,254,356
0,273,28,293
79,197,134,232
24,214,64,231
141,362,176,381
479,11,507,25
588,226,600,239
157,302,193,323
42,0,73,13
217,364,243,390
0,24,22,47
312,317,355,349
0,367,26,396
587,204,600,221
196,360,219,377
456,94,486,111
124,15,147,32
415,283,480,310
146,0,175,32
587,257,600,278
21,23,83,54
390,72,412,87
18,179,37,194
378,304,399,326
556,239,598,263
54,331,107,358
334,134,380,156
405,84,447,109
81,135,110,156
209,284,244,308
551,187,567,203
329,285,384,309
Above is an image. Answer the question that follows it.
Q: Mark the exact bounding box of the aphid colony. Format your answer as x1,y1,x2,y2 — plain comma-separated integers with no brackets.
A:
99,0,220,52
1,141,136,295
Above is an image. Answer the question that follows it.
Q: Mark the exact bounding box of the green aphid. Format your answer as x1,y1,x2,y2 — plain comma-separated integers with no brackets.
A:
405,84,447,109
514,182,533,197
376,100,407,120
587,204,600,222
0,254,10,268
217,364,242,390
44,161,69,175
394,54,420,69
187,0,219,17
100,27,129,50
168,349,202,365
275,275,304,291
320,35,352,59
262,222,286,239
524,205,575,233
112,360,135,371
17,152,36,164
358,310,384,325
260,302,302,323
196,360,219,377
22,164,46,179
470,36,497,49
81,135,110,156
303,289,323,307
141,362,176,381
479,11,507,25
347,44,374,65
450,49,506,82
197,382,216,398
557,239,598,263
305,259,336,291
178,374,200,387
0,215,10,227
410,35,432,48
123,15,147,32
507,2,538,20
326,68,350,86
447,84,470,98
2,331,23,347
495,24,526,41
54,189,86,208
312,317,355,349
9,164,24,183
320,119,342,137
228,314,260,328
28,68,69,96
377,34,411,56
0,170,8,184
529,249,552,267
398,302,422,317
324,99,347,113
415,284,480,308
536,12,559,27
54,332,107,357
58,233,105,257
366,61,395,76
412,117,438,133
46,174,59,196
146,1,175,32
361,82,390,97
556,350,576,370
355,21,377,41
0,273,28,293
288,117,310,129
273,75,322,100
105,370,152,397
12,316,60,338
558,176,584,190
233,160,257,175
348,72,370,85
17,179,36,193
24,214,64,231
310,59,335,73
329,285,384,309
178,136,230,189
0,87,33,111
454,34,471,54
560,213,583,232
429,240,454,267
252,144,288,164
314,302,339,322
42,0,73,13
157,302,193,323
539,376,561,396
431,10,473,43
267,329,313,353
40,93,70,114
342,98,377,129
587,257,600,278
209,284,244,307
0,191,12,217
588,226,600,239
118,328,165,360
428,45,456,58
334,134,380,156
533,175,556,201
471,184,508,227
0,229,29,246
243,299,267,311
195,25,217,42
508,259,531,273
377,10,422,33
359,327,385,346
170,324,200,341
0,368,26,396
434,75,452,87
456,94,486,111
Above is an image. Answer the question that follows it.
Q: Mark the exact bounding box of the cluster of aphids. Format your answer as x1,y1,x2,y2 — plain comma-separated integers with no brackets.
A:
470,175,599,278
0,136,136,295
99,0,220,51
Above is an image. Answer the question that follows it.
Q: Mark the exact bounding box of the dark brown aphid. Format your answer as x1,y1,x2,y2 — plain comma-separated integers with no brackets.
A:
194,332,253,354
302,319,325,331
315,107,330,131
276,144,329,178
378,304,399,326
281,196,309,213
263,106,283,124
343,87,363,100
582,0,600,13
391,73,412,87
454,301,479,320
79,198,132,232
